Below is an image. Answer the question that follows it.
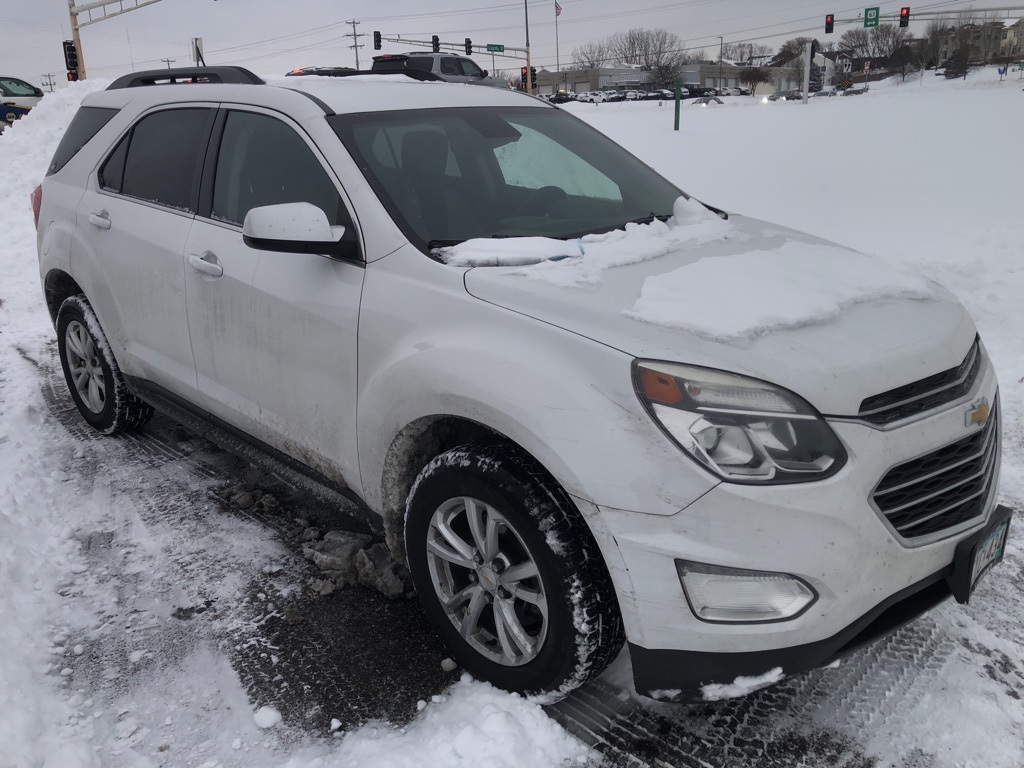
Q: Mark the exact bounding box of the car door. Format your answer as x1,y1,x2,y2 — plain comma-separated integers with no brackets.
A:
74,106,214,398
182,107,364,488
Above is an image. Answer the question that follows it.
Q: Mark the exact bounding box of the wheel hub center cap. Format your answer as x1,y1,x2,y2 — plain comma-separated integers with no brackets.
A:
477,566,498,591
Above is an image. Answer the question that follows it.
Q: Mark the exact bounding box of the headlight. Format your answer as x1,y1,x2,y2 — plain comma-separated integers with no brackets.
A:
633,360,847,484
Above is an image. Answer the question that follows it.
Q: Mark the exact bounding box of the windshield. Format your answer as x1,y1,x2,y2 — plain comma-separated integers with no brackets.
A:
328,106,684,251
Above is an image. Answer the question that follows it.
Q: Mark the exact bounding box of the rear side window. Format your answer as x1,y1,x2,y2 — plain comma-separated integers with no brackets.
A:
46,106,119,176
99,108,212,212
406,57,433,72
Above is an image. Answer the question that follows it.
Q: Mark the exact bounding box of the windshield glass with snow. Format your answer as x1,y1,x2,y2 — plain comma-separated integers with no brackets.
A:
328,106,684,252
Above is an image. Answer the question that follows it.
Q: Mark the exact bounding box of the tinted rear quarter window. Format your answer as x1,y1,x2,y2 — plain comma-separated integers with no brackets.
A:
47,106,119,176
113,108,213,212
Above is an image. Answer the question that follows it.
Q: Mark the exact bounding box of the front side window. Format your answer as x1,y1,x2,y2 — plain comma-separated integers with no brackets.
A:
99,108,212,212
440,58,460,76
0,77,39,97
458,59,485,77
330,106,683,249
211,110,344,228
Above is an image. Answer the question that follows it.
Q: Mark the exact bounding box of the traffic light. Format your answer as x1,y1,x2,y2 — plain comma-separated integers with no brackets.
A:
530,66,537,89
899,7,910,27
465,38,472,56
810,41,818,61
373,31,381,50
67,71,79,82
520,66,528,88
62,40,79,74
825,14,834,34
432,35,440,53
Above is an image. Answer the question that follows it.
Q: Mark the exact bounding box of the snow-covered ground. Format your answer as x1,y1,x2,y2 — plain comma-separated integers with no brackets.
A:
1,70,1022,767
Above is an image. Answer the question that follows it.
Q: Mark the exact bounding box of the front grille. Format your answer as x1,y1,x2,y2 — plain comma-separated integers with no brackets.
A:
872,395,999,540
858,337,982,425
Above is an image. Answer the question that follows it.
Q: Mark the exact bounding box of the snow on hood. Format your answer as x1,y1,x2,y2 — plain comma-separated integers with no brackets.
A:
624,239,939,341
445,195,941,342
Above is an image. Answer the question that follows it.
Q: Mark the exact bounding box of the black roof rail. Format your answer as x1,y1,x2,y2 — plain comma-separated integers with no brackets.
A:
107,66,265,90
284,68,444,83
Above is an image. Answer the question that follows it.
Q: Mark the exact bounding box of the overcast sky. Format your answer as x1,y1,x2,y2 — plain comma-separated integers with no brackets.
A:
2,0,1012,88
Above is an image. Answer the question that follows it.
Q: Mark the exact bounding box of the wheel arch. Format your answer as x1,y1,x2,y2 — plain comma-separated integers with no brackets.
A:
44,269,84,326
379,414,522,561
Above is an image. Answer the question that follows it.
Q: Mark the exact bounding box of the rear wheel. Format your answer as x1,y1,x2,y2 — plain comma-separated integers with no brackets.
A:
56,295,153,434
405,443,624,700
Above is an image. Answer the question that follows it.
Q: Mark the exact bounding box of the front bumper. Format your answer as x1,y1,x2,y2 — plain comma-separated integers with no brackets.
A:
628,504,1011,700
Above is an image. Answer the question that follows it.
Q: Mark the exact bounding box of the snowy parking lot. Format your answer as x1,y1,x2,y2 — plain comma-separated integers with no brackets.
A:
1,72,1022,767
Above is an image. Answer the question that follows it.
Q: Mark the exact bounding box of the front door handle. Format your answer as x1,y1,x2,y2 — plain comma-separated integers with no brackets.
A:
188,252,224,278
88,210,111,229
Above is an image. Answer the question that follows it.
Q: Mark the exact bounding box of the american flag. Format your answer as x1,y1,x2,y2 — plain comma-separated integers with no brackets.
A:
555,1,562,16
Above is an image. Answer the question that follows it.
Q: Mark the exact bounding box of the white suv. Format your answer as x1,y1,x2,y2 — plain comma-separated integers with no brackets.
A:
34,66,1009,702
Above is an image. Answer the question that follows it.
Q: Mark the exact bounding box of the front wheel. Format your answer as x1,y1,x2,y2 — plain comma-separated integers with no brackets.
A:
56,295,153,435
405,443,624,700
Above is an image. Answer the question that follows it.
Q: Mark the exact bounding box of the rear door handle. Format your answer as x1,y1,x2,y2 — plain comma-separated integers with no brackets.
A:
188,252,224,278
88,210,111,230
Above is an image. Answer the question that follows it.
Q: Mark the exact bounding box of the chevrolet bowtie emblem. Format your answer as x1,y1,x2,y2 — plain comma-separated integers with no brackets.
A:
966,398,990,428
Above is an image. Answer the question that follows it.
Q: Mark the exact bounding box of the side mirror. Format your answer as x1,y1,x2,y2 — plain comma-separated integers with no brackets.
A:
482,70,488,77
242,202,357,259
34,87,44,97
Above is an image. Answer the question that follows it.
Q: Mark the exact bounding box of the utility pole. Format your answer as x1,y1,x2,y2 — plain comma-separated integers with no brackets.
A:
161,58,175,68
718,36,723,91
524,0,533,94
41,74,57,92
344,19,364,69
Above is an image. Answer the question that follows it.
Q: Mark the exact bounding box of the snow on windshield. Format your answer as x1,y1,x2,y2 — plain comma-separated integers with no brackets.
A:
438,195,734,283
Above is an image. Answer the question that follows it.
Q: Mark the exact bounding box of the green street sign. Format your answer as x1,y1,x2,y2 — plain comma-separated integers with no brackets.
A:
864,6,880,28
486,44,505,53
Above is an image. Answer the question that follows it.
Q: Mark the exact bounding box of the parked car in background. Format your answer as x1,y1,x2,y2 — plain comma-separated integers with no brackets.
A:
767,89,803,101
842,86,869,96
576,91,606,102
370,52,507,88
548,91,576,104
812,89,838,98
1,75,44,132
648,87,689,100
691,96,725,106
624,90,646,100
602,90,625,102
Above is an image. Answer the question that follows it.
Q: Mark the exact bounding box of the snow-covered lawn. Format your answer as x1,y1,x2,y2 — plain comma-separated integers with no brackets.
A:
1,71,1021,767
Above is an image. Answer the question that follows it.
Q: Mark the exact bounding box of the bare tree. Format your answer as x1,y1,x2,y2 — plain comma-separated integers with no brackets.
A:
871,25,913,61
839,28,871,57
721,42,772,63
922,20,949,68
778,37,815,58
571,40,611,69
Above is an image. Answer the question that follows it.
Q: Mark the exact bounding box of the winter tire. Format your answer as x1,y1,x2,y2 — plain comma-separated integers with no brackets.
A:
405,443,624,700
56,295,153,434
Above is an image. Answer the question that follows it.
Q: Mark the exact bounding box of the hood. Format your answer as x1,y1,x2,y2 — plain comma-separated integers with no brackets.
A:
459,212,976,416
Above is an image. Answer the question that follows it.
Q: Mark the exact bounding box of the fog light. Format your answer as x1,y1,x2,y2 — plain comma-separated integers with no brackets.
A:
676,560,817,623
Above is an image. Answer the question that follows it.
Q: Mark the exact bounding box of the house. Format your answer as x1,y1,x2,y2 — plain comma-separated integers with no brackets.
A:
938,18,1024,63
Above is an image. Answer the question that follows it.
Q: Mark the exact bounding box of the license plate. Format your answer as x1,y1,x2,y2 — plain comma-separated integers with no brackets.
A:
969,519,1009,595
